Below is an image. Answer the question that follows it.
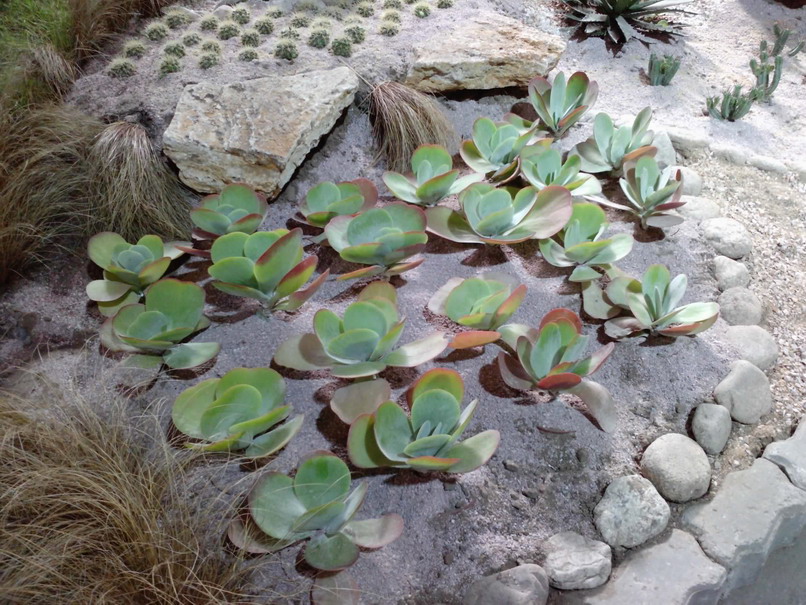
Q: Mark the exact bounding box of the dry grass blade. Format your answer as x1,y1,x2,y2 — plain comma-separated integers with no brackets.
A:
28,43,76,98
369,81,457,172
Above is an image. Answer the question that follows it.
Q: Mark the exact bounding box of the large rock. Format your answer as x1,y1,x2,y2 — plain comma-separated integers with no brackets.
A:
701,218,753,259
692,403,732,455
163,67,360,195
640,433,711,502
678,196,721,221
593,475,670,548
713,256,750,290
464,564,549,605
722,325,779,371
404,12,564,93
764,417,806,490
543,531,611,590
713,360,772,424
683,459,806,593
718,287,763,325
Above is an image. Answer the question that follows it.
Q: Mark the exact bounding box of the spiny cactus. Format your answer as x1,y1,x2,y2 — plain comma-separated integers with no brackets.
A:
437,0,453,7
356,2,375,16
200,39,221,54
241,29,260,46
123,40,147,58
648,54,680,86
291,14,312,27
384,0,403,7
345,24,366,43
238,48,258,61
199,52,219,69
144,22,169,41
231,6,251,24
268,8,283,18
331,37,352,57
296,0,321,12
255,17,274,34
706,85,756,121
159,56,181,76
323,7,344,20
413,2,431,17
218,21,240,40
199,15,218,31
308,29,330,48
381,9,400,21
108,58,136,78
163,42,185,58
275,40,299,60
182,32,201,46
164,8,192,29
279,27,300,39
380,20,400,35
750,25,803,103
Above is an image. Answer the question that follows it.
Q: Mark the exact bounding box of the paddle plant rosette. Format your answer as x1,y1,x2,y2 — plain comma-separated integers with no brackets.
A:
190,183,269,241
298,178,378,228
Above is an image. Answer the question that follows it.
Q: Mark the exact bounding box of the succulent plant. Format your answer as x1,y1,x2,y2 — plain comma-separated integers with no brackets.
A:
336,369,500,472
384,0,403,7
312,17,332,28
601,155,684,228
108,58,136,78
428,272,527,348
291,13,312,27
356,2,375,16
254,17,274,34
497,309,616,431
413,2,431,16
190,183,268,241
519,142,602,198
145,22,169,41
182,32,201,46
308,28,330,48
123,40,146,58
437,0,453,7
231,6,251,24
648,54,680,86
528,71,598,138
275,40,299,59
228,453,403,577
345,24,366,43
331,37,352,57
299,178,378,228
459,118,532,181
218,21,240,40
274,281,448,378
598,264,719,339
381,9,401,20
383,145,484,207
241,29,260,46
199,52,219,69
207,228,328,310
426,184,572,246
163,42,185,57
200,39,221,53
324,202,428,279
539,202,633,282
279,27,300,39
238,48,258,61
706,85,756,121
379,20,400,35
199,15,218,31
267,7,283,18
87,232,187,317
569,107,655,175
100,278,220,371
159,56,181,76
172,367,303,457
164,8,192,29
323,7,344,20
297,0,321,12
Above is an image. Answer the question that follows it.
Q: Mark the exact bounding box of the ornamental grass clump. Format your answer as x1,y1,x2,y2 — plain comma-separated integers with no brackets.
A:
274,281,448,378
108,57,136,77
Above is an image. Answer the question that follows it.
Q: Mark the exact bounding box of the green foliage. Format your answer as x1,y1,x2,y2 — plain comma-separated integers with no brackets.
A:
748,26,802,104
356,2,375,16
425,184,572,245
238,48,258,61
200,39,220,54
299,178,378,227
144,22,168,41
199,15,218,31
437,0,453,7
231,6,251,24
381,9,400,21
497,308,616,431
601,264,720,339
198,52,219,68
191,183,268,240
569,107,655,175
379,20,399,35
108,57,135,78
413,2,431,16
323,7,344,20
338,370,500,472
528,71,598,138
459,118,531,180
240,29,259,46
331,36,352,57
307,28,329,48
267,8,283,18
383,144,483,206
274,282,448,377
312,17,332,28
100,278,220,371
217,21,240,40
383,0,403,7
254,17,274,34
279,27,300,39
519,142,602,197
648,54,680,86
123,40,146,58
290,13,311,27
159,56,181,76
164,8,191,29
274,39,298,59
172,367,303,458
345,24,365,43
539,203,633,282
163,42,185,57
182,32,201,46
296,0,321,12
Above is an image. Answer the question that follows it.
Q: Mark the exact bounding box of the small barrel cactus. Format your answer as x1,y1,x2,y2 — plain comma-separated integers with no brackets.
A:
381,9,401,21
200,39,221,54
344,24,365,43
241,29,260,46
164,8,192,29
238,48,258,61
108,58,136,78
380,20,400,36
312,17,332,28
218,21,240,40
279,27,300,39
198,52,219,69
159,56,181,76
163,42,185,57
254,17,274,34
384,0,403,8
123,40,146,58
356,1,375,16
437,0,453,7
199,15,218,31
323,7,344,20
267,7,283,18
145,22,169,41
308,29,330,48
413,2,431,17
331,37,352,57
231,6,251,24
291,13,312,27
182,32,201,46
274,40,298,60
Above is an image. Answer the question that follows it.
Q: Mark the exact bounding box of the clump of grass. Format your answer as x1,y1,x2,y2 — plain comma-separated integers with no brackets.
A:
275,40,298,60
331,36,352,56
369,81,457,171
379,20,400,35
238,48,258,61
182,32,201,46
240,29,259,46
413,2,431,17
217,21,240,40
267,7,283,18
436,0,453,7
200,39,221,54
164,8,191,29
345,24,365,43
356,2,375,16
279,27,300,39
159,56,181,76
308,28,330,48
384,0,403,8
123,40,147,58
255,17,274,34
144,21,169,41
231,6,251,24
381,9,400,22
17,44,76,102
199,15,218,31
199,52,219,68
163,42,185,57
291,13,312,27
108,57,136,77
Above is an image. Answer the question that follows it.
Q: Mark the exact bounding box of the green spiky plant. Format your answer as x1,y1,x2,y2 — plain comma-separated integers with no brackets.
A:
164,8,192,29
238,49,258,61
199,52,219,68
519,142,602,198
275,40,298,60
290,13,312,27
273,281,448,378
240,30,259,46
231,6,251,24
337,369,500,472
172,367,304,457
381,9,401,21
145,22,169,41
308,29,330,48
199,15,218,31
123,40,146,58
163,42,185,58
427,272,527,348
217,21,240,40
459,118,532,182
379,20,400,35
706,86,756,121
527,71,598,138
749,26,803,103
200,40,220,54
189,184,269,242
108,58,136,78
345,24,365,43
331,37,352,56
254,17,274,34
182,32,201,46
279,27,300,39
413,2,431,16
298,178,378,228
437,0,453,7
648,54,680,86
159,56,181,76
356,2,375,16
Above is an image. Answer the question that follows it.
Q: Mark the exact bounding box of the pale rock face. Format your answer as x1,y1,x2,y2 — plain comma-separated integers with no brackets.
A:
543,531,611,590
163,67,360,196
404,12,565,93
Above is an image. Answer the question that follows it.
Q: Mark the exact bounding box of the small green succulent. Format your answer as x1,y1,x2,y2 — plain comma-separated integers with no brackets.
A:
331,37,352,56
648,54,681,86
275,40,298,59
324,202,428,279
274,281,448,378
172,367,303,457
296,0,321,12
218,21,240,39
241,29,260,46
428,272,527,348
437,0,453,7
254,17,274,34
519,143,602,198
199,15,218,31
339,369,500,472
199,52,219,68
163,42,185,57
145,22,169,41
602,155,684,228
312,17,332,28
323,7,344,20
528,71,598,138
267,8,283,18
706,85,756,122
426,184,572,245
290,13,311,27
123,40,146,58
497,309,616,432
539,202,633,282
356,1,375,15
413,2,431,16
299,178,378,228
231,6,251,24
164,8,192,29
279,27,300,39
108,58,136,78
381,9,401,21
383,145,484,207
569,107,655,175
159,56,181,76
379,20,400,35
200,39,221,54
384,0,403,7
207,229,328,310
459,118,532,181
182,32,201,46
238,48,258,61
100,279,220,371
308,28,330,48
345,24,365,43
191,184,269,241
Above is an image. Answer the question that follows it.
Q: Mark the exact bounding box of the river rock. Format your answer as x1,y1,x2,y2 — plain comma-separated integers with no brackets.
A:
701,218,753,259
713,360,772,424
718,287,763,326
640,433,711,502
692,403,732,455
594,475,670,548
713,256,750,290
723,325,779,370
464,564,549,605
543,531,611,590
676,166,702,196
677,196,721,221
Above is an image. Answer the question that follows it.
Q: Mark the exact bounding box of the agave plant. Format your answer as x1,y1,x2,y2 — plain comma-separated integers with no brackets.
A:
324,202,428,279
228,453,403,576
602,264,719,339
539,203,634,282
427,272,527,348
273,281,448,378
383,145,484,206
207,228,328,311
298,178,378,228
100,278,220,370
528,71,598,138
519,142,602,198
602,155,685,228
563,0,694,48
497,309,617,432
86,232,187,317
333,369,500,472
172,368,303,457
426,184,572,245
569,108,656,175
191,183,269,240
459,118,532,182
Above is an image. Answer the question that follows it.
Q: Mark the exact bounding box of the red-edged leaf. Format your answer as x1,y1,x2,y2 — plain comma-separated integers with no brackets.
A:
492,284,527,327
285,269,330,308
405,456,462,471
450,330,500,349
351,178,379,208
655,201,686,211
336,265,386,281
587,342,615,375
385,257,425,275
537,373,583,391
539,308,583,333
497,352,534,391
175,245,211,258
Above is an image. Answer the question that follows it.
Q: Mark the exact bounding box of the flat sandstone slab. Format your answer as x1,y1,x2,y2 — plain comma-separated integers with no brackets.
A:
404,12,565,93
163,67,359,195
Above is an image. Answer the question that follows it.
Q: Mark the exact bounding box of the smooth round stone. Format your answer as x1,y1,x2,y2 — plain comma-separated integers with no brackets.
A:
640,434,711,502
701,218,753,259
713,256,750,290
675,166,703,196
543,531,611,590
718,287,763,325
723,325,779,370
465,564,549,605
212,5,233,18
594,475,670,548
713,360,772,424
692,403,732,455
678,196,721,221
